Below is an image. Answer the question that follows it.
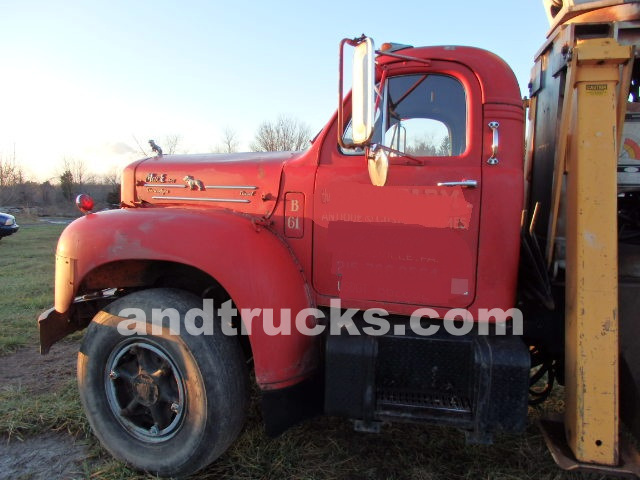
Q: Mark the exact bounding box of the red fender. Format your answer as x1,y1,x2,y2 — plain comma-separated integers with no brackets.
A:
55,207,317,389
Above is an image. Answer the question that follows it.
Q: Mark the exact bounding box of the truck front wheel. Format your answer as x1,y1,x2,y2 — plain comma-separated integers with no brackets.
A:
77,288,248,477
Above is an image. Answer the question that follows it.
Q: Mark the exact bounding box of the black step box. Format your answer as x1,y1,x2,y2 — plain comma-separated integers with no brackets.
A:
325,322,530,440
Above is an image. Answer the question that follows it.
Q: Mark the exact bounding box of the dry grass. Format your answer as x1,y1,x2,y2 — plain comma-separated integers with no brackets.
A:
0,224,618,479
0,379,89,441
76,385,611,480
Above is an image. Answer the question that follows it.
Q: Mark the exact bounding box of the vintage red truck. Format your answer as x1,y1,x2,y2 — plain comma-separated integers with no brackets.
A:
37,2,640,476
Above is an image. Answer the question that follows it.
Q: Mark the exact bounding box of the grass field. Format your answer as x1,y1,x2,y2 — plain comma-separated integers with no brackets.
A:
0,223,612,479
0,222,66,354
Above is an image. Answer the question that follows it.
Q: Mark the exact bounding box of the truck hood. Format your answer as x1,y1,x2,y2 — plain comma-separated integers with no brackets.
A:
132,151,301,215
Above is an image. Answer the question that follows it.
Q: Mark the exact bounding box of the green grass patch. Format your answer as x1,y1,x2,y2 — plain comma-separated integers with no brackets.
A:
0,378,87,440
0,223,64,354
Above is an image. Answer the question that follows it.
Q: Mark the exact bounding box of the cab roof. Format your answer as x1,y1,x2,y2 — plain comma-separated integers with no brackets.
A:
377,45,522,107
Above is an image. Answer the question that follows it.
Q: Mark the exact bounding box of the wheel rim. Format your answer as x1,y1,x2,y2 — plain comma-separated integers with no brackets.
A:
105,340,186,443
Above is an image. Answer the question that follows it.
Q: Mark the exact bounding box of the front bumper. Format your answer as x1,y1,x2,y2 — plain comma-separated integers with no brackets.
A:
38,307,75,354
0,224,19,238
38,290,119,354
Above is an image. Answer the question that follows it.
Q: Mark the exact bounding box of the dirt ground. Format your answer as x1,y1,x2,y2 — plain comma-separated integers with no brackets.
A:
0,432,88,480
0,340,88,479
0,341,78,394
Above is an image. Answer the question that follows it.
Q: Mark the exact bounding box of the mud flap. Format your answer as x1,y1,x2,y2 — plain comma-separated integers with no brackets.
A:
261,373,323,437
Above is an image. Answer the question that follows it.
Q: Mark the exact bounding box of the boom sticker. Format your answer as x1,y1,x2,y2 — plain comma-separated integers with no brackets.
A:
585,84,607,95
623,137,640,160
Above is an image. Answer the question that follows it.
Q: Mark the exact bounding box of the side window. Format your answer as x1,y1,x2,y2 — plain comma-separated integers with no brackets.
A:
340,74,466,157
340,110,383,156
341,120,364,155
384,74,466,157
385,118,451,155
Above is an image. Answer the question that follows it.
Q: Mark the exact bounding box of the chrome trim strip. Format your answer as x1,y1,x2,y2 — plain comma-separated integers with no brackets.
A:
437,180,478,188
144,184,186,188
143,183,257,190
204,185,258,190
151,196,251,203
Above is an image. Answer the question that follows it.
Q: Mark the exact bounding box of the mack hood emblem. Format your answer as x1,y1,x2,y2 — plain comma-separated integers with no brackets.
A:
183,175,205,191
145,173,176,184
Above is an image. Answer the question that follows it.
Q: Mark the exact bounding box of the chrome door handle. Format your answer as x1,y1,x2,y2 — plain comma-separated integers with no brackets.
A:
437,180,478,188
487,121,499,165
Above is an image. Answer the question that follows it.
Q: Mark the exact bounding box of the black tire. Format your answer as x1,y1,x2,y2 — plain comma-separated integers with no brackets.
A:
78,288,248,477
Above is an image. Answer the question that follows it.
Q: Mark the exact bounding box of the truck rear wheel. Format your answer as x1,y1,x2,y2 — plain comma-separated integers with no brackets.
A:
77,288,247,477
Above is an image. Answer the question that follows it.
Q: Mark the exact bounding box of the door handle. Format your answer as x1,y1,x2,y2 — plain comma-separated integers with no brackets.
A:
487,121,499,165
437,180,478,188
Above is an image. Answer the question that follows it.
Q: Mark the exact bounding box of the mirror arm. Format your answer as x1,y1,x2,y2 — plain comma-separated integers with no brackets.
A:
375,51,432,65
374,67,388,112
368,144,424,165
337,38,349,149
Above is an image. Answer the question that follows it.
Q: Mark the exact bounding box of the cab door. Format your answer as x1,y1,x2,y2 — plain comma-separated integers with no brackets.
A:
313,63,483,308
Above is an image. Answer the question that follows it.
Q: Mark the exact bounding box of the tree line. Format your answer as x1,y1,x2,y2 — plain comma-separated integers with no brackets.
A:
0,115,311,215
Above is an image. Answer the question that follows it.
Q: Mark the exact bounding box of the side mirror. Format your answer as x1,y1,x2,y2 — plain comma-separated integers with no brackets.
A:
367,145,389,187
351,38,375,144
338,36,375,149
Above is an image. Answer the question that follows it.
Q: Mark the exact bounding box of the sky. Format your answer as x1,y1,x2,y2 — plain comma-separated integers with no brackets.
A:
0,1,550,182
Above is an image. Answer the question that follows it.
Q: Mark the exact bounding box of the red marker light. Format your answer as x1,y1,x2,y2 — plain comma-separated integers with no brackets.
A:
380,43,392,51
76,194,95,214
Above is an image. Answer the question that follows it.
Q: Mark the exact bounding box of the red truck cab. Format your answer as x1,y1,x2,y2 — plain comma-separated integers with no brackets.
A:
39,38,528,477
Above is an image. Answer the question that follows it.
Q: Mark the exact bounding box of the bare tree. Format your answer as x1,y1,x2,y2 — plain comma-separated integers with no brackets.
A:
212,127,239,153
250,115,311,152
62,157,93,186
219,127,239,153
98,168,121,187
39,180,55,204
57,158,93,201
132,134,185,156
0,146,25,205
163,134,184,155
406,134,451,156
132,135,149,157
98,168,121,206
406,136,439,156
0,146,24,187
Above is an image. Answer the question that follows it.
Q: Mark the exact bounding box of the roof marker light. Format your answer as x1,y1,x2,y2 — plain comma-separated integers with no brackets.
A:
378,42,414,53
